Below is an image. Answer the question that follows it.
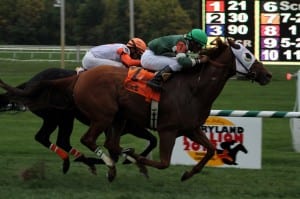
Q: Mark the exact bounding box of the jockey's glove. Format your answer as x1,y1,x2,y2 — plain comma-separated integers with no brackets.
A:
176,53,186,59
192,55,209,66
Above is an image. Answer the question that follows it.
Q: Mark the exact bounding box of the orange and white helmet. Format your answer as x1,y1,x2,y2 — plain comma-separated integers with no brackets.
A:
127,37,147,55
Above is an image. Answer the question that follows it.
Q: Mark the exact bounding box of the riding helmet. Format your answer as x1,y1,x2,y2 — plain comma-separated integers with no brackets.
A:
127,38,147,55
185,29,208,46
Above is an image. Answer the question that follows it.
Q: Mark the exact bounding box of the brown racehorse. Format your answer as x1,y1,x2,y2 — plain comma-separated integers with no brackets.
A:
0,68,157,176
0,38,272,182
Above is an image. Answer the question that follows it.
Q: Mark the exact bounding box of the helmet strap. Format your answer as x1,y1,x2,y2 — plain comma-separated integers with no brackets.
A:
185,40,191,50
129,39,137,48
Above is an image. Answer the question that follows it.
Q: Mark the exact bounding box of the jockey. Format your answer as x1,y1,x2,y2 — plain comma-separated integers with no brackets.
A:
78,38,147,73
141,28,209,90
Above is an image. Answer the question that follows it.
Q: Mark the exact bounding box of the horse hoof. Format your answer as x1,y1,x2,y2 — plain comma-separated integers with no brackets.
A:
106,166,116,182
89,165,97,175
138,164,149,179
181,171,192,182
62,158,70,174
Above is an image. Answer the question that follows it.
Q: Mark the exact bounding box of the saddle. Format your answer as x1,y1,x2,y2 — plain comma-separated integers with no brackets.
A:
124,67,161,102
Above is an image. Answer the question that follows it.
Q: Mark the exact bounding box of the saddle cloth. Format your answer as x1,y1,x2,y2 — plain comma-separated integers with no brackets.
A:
124,67,160,102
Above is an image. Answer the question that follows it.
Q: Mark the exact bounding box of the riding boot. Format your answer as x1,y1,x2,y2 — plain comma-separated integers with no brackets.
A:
147,65,173,90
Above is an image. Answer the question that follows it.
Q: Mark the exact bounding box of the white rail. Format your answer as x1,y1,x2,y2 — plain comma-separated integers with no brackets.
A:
0,45,91,62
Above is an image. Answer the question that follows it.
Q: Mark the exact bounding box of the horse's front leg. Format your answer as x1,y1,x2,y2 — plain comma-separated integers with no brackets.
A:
122,123,157,164
103,120,150,178
181,128,215,181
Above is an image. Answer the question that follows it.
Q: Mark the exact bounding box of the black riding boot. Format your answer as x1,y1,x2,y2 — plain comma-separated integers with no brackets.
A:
147,65,173,90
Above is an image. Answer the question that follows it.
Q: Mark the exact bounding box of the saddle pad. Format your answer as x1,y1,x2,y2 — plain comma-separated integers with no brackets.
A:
124,67,160,102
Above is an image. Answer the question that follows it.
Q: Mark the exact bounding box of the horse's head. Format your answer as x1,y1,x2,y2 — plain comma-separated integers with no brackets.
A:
227,38,272,85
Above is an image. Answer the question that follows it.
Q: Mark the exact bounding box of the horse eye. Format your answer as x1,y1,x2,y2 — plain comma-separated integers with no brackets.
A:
245,53,252,59
244,53,252,62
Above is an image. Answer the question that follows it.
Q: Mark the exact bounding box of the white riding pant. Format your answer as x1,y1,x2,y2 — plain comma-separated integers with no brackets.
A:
141,49,183,72
82,51,125,70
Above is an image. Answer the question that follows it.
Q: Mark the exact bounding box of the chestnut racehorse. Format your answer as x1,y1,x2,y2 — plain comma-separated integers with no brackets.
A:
0,68,157,175
0,38,272,181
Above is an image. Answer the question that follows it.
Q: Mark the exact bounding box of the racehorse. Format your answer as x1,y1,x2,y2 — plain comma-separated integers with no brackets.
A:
0,38,272,182
0,68,157,175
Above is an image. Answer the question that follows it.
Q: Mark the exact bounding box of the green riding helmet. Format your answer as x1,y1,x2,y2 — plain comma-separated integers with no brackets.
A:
185,29,208,46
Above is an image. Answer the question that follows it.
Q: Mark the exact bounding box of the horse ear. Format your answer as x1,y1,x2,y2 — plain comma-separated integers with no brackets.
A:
216,37,223,46
227,38,240,49
209,36,221,46
227,38,234,44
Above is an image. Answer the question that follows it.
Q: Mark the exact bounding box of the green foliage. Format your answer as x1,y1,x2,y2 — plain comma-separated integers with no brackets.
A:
136,0,192,40
0,59,300,198
0,0,196,45
73,0,106,44
6,0,45,44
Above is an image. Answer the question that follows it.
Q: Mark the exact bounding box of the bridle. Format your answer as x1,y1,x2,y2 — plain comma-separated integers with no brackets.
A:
230,43,257,81
235,59,258,81
204,38,258,81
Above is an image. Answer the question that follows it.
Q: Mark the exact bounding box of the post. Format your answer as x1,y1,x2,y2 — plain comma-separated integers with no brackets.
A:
76,45,80,64
297,70,300,112
129,0,134,38
60,0,65,68
290,70,300,152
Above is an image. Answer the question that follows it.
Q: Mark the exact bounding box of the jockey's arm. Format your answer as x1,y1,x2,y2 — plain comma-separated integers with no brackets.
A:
120,53,141,67
117,47,141,67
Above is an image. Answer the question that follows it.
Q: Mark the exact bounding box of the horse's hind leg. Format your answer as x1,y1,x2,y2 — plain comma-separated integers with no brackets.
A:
34,119,69,171
80,121,117,182
181,128,215,181
34,120,56,149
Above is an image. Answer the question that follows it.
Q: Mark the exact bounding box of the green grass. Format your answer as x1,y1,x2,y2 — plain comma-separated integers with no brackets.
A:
0,60,300,199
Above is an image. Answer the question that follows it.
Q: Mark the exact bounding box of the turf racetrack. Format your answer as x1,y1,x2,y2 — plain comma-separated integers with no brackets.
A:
0,60,299,199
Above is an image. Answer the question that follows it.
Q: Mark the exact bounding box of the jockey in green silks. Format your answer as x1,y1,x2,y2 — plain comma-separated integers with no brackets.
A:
141,28,209,90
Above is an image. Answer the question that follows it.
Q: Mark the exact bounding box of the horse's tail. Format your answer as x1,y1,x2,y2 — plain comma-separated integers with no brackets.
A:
0,75,79,110
0,93,26,112
0,79,27,97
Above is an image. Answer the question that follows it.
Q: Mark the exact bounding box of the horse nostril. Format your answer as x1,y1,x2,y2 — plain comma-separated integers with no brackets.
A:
267,73,272,79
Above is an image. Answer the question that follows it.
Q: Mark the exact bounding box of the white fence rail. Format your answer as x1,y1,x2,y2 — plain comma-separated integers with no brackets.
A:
0,45,91,62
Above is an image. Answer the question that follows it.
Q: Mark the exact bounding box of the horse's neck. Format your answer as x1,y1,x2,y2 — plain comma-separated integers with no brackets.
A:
177,48,234,113
194,66,229,98
200,47,235,98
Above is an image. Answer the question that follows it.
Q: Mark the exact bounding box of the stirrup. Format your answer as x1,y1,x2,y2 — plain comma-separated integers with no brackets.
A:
147,80,163,90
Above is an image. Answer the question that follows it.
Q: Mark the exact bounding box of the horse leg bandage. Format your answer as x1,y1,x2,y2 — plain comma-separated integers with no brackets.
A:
94,147,114,167
49,144,68,160
121,148,137,163
122,154,136,163
69,148,82,158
